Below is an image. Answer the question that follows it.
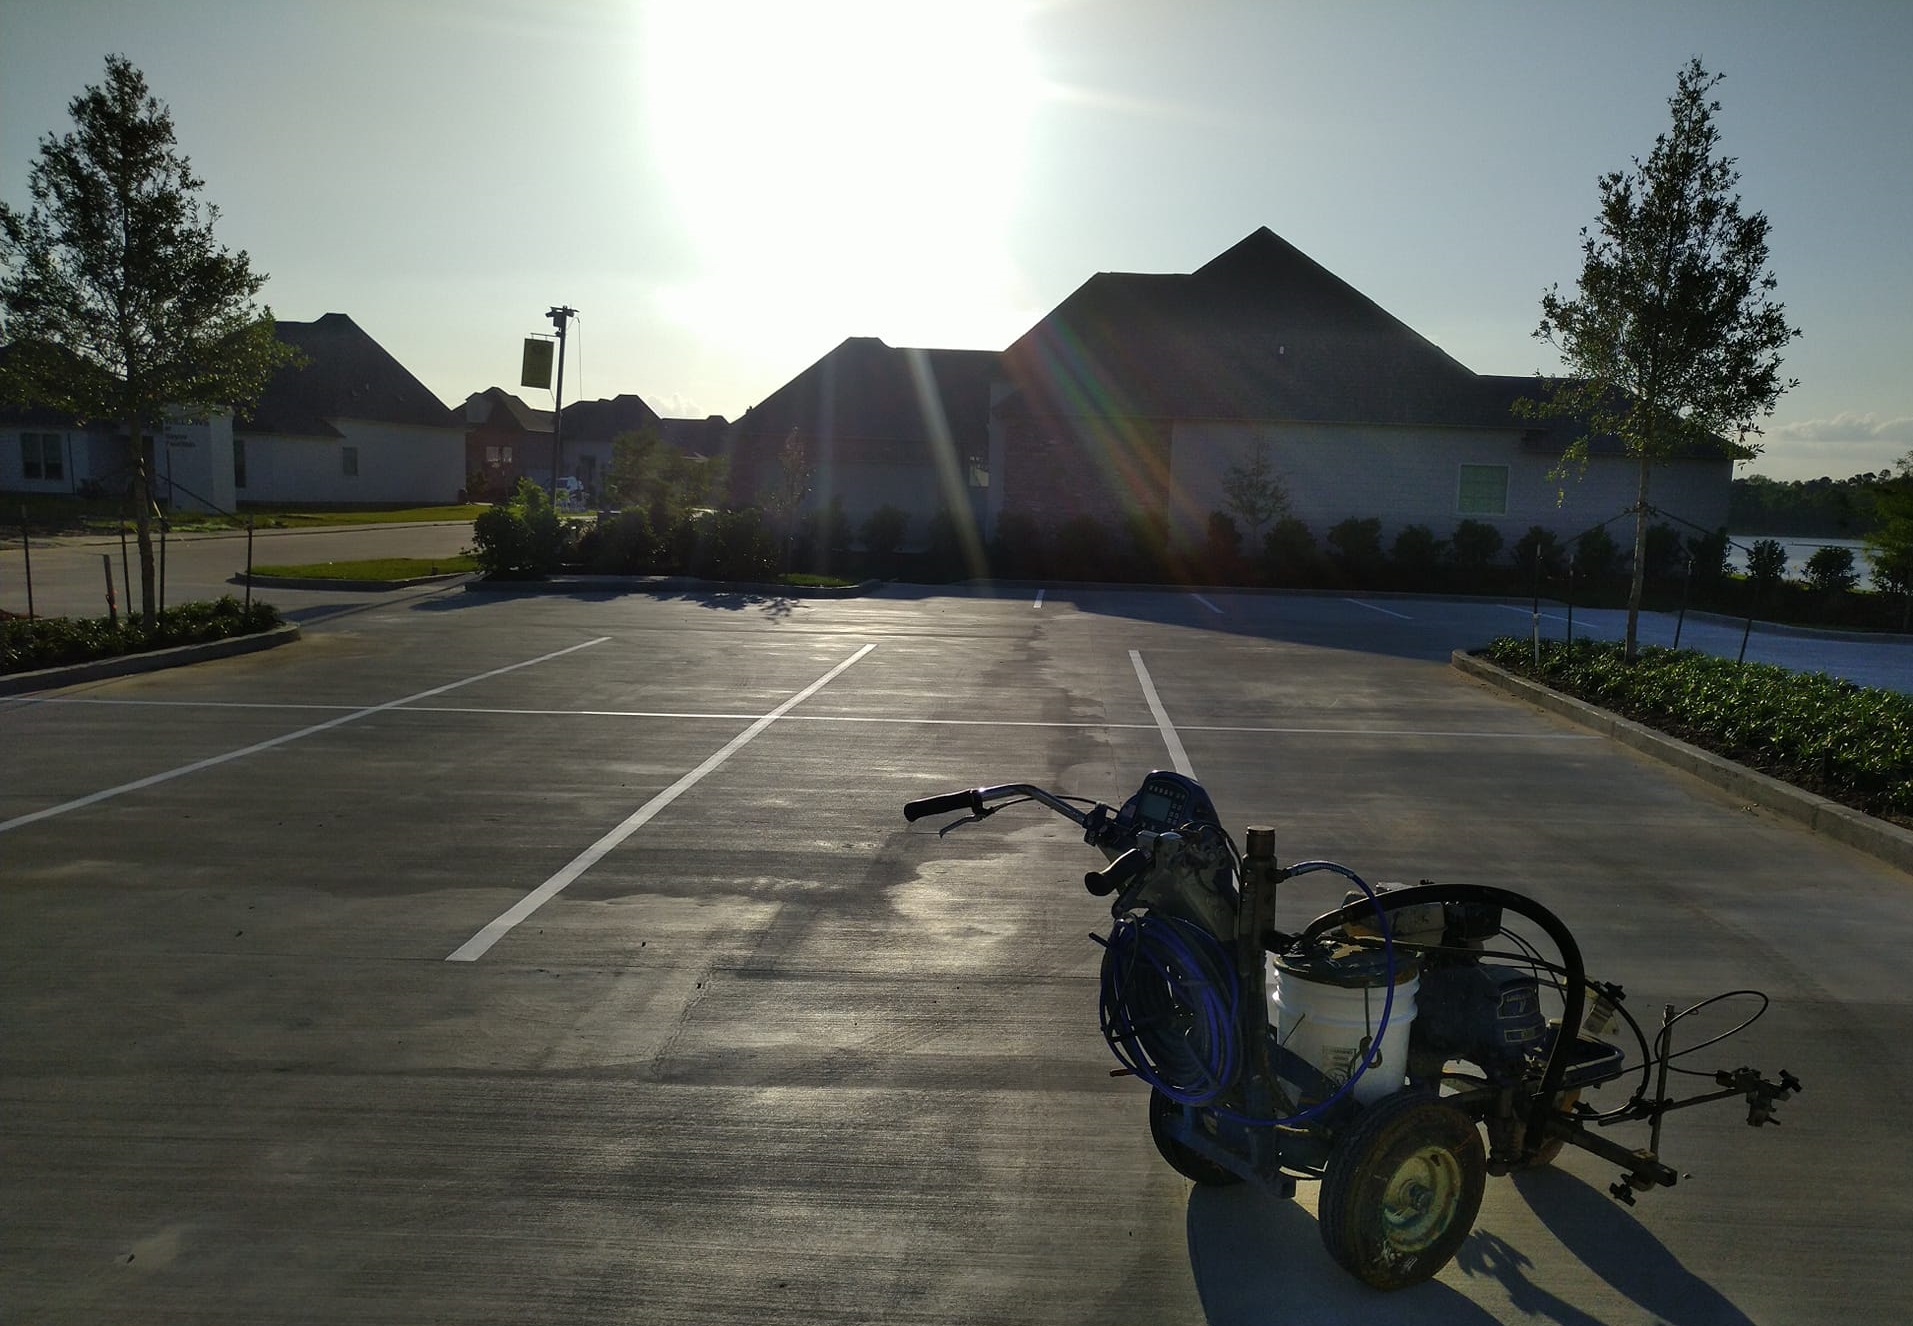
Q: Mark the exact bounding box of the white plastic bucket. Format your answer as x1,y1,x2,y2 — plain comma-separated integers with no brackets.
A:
1267,948,1419,1106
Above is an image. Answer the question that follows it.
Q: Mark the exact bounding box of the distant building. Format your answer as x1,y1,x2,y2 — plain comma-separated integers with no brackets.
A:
2,312,464,510
462,387,552,499
989,227,1731,551
236,313,463,506
726,336,999,547
559,394,662,502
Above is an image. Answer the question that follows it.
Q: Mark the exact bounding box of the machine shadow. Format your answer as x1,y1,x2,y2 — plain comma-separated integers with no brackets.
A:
1501,1169,1757,1326
1184,1185,1502,1326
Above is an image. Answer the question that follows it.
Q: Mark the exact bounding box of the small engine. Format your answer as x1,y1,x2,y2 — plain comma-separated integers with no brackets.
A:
1412,963,1548,1076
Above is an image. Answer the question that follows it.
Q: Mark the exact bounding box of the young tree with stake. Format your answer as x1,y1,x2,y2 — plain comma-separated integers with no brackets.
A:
0,56,295,625
1524,58,1799,659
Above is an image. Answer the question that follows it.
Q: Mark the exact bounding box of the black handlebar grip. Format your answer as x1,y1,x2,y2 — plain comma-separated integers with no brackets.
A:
1085,847,1150,897
903,789,984,822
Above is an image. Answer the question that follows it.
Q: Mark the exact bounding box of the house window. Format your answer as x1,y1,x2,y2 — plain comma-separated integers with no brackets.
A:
342,445,359,477
233,436,247,489
967,457,989,489
485,444,513,466
1457,464,1508,515
20,432,64,482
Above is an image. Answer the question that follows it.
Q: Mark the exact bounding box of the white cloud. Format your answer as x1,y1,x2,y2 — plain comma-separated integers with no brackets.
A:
1771,413,1913,444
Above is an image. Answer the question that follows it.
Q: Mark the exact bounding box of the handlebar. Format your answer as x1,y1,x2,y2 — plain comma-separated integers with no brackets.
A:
903,789,985,822
903,783,1094,828
1085,847,1150,897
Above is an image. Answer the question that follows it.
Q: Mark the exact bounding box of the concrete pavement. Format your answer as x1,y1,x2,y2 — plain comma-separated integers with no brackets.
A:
3,585,1905,1323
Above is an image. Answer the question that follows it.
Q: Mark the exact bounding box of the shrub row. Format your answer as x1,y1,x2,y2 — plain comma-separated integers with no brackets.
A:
1476,637,1913,823
1,596,283,674
986,511,1726,593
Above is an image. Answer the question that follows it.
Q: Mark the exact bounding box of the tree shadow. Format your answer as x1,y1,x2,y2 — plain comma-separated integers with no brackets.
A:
1498,1169,1757,1326
1184,1185,1503,1325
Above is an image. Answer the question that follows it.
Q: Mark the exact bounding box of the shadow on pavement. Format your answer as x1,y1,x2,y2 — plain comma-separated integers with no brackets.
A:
1185,1184,1502,1325
1496,1169,1756,1326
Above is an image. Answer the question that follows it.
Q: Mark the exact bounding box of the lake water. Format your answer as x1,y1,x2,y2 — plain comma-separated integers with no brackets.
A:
1726,535,1879,590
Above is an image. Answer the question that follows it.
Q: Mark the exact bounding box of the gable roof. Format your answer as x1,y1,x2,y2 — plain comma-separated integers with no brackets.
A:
245,313,455,436
561,393,661,443
999,227,1504,429
463,386,553,434
658,415,729,453
734,336,1001,449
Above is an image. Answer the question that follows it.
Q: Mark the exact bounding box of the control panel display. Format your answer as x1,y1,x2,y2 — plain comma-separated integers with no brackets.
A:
1121,771,1219,834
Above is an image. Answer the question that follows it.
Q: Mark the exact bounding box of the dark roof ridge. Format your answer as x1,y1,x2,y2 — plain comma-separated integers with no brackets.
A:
247,313,455,434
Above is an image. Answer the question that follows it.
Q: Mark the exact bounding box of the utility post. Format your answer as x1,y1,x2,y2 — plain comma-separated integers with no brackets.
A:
547,305,577,494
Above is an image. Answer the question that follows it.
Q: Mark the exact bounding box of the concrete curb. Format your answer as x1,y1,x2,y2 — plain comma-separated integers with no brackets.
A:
0,623,303,696
1450,649,1913,876
462,574,882,599
232,571,473,591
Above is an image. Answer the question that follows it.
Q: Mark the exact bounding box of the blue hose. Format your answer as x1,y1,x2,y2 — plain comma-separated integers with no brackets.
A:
1096,861,1398,1127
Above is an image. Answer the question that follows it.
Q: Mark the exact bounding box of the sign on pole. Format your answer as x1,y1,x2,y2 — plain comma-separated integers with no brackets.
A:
521,338,554,390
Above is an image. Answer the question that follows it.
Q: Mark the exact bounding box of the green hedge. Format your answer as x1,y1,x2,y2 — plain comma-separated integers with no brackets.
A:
1476,637,1913,822
1,596,283,674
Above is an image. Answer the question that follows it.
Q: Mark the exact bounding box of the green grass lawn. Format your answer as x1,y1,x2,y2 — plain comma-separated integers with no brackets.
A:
249,555,478,580
233,504,485,529
778,572,860,588
13,496,486,536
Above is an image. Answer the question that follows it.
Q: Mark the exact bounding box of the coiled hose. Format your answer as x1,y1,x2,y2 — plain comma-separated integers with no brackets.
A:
1096,913,1240,1106
1096,861,1398,1125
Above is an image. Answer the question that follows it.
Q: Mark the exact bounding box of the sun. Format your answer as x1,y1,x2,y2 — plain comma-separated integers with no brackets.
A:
641,0,1040,359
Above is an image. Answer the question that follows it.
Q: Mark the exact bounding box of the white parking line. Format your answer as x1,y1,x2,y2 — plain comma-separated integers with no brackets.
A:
0,638,612,836
1191,593,1223,615
446,642,878,963
21,696,1595,740
1129,650,1195,777
1345,598,1412,619
1035,589,1045,608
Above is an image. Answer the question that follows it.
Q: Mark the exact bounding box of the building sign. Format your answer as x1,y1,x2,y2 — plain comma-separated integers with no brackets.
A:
521,338,554,390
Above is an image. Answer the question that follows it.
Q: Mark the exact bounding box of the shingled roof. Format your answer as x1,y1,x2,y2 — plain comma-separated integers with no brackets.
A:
561,393,661,443
735,336,1001,447
999,227,1510,430
462,387,552,433
245,313,454,437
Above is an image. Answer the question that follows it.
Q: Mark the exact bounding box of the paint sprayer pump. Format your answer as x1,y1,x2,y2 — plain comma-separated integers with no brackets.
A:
904,769,1801,1291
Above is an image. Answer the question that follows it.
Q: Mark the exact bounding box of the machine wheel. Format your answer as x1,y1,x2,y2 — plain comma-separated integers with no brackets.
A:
1148,1090,1243,1187
1318,1091,1486,1290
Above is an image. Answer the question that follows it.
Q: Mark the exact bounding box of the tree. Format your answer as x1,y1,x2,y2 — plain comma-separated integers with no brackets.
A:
603,426,724,521
1523,59,1799,659
1219,442,1289,545
763,429,812,571
1864,451,1913,627
1746,538,1787,592
1802,545,1858,595
0,56,296,624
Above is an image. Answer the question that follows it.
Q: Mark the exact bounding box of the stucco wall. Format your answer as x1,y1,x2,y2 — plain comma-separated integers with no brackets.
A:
1168,420,1731,555
238,420,465,504
156,414,236,513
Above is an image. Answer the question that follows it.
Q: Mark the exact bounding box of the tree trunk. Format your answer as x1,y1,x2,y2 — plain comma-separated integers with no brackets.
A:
1625,455,1652,661
129,419,157,627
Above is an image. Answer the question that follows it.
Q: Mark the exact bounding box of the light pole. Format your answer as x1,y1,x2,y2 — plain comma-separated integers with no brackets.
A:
547,304,577,494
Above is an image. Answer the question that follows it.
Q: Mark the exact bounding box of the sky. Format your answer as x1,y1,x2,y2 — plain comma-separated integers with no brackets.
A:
3,0,1910,483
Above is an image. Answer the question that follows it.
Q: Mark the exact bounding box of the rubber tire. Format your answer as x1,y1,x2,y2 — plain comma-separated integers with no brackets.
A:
1148,1090,1244,1187
1318,1091,1486,1291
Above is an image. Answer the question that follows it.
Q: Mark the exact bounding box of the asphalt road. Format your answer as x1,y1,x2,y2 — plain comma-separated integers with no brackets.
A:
2,583,1909,1324
0,521,476,624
